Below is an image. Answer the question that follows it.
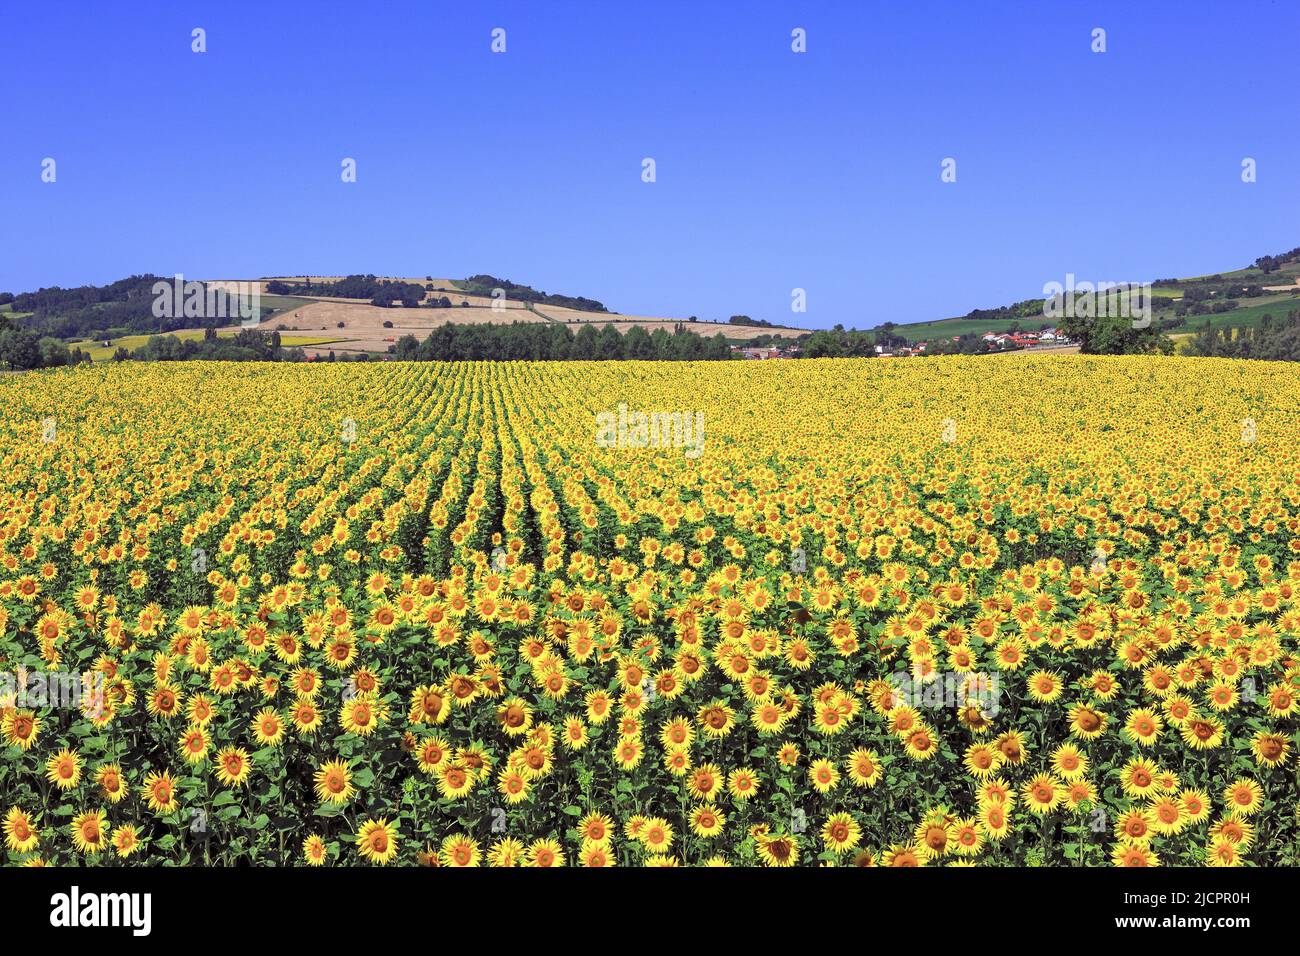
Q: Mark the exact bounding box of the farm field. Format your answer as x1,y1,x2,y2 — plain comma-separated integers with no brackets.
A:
229,297,806,357
1,355,1298,867
1170,295,1300,334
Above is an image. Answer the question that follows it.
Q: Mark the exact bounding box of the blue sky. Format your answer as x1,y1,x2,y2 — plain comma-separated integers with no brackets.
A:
1,0,1296,329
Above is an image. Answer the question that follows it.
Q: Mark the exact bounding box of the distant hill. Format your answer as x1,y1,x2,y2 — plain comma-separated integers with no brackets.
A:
1,272,809,359
887,246,1300,342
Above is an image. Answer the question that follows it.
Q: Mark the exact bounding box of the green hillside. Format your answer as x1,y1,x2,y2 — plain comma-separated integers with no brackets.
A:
889,247,1300,342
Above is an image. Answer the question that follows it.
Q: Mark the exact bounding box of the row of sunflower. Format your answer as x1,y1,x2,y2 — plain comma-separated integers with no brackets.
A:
1,355,1298,865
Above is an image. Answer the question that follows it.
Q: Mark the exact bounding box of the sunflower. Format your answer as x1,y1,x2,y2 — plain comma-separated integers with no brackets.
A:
978,776,1014,807
561,716,589,750
696,700,735,737
583,689,613,725
3,807,39,853
251,708,285,746
177,725,210,764
146,682,184,719
980,801,1011,840
1067,702,1107,739
290,696,322,733
1148,796,1186,835
578,812,614,845
963,743,1005,778
811,700,851,735
950,817,984,856
302,834,329,865
1111,840,1158,867
1208,815,1254,849
1,709,40,750
846,748,882,787
903,726,939,761
1021,774,1063,815
355,818,399,865
524,838,564,867
1265,681,1296,717
313,760,356,805
756,833,799,867
687,762,724,801
186,693,217,726
878,842,924,867
142,771,178,814
640,818,674,854
988,735,1025,772
690,804,726,838
111,824,141,858
339,694,386,736
821,812,861,852
1027,669,1065,703
45,748,81,790
488,837,526,868
1122,708,1163,746
1119,759,1160,798
436,761,476,798
776,741,801,767
580,842,613,867
95,763,128,803
914,813,954,856
1206,837,1241,867
214,746,252,786
495,766,529,804
1050,744,1088,780
70,809,108,855
1064,779,1097,810
1222,778,1263,816
1179,788,1212,823
808,758,841,793
751,699,790,735
1250,732,1290,767
441,833,481,867
1179,716,1224,750
494,697,532,736
1162,694,1196,727
613,736,643,770
658,715,694,749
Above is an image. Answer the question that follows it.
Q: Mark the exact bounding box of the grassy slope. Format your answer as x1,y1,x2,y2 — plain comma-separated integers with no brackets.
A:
893,258,1300,341
1168,295,1300,334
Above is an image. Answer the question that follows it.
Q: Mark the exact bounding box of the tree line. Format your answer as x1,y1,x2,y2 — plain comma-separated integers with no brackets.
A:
458,275,608,313
1184,310,1300,361
391,321,734,361
119,329,308,363
265,274,611,314
266,275,431,307
0,311,92,370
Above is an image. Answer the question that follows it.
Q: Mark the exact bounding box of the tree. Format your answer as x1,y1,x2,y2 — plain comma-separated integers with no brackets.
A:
1056,313,1173,355
39,337,71,368
803,330,844,358
0,328,43,370
596,324,625,360
623,325,655,359
571,324,599,360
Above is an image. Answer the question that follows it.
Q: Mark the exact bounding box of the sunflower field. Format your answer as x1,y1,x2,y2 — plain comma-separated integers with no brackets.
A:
1,355,1298,867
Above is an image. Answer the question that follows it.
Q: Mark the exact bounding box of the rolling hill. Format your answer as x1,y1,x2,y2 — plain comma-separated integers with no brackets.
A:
886,247,1300,345
203,275,809,358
